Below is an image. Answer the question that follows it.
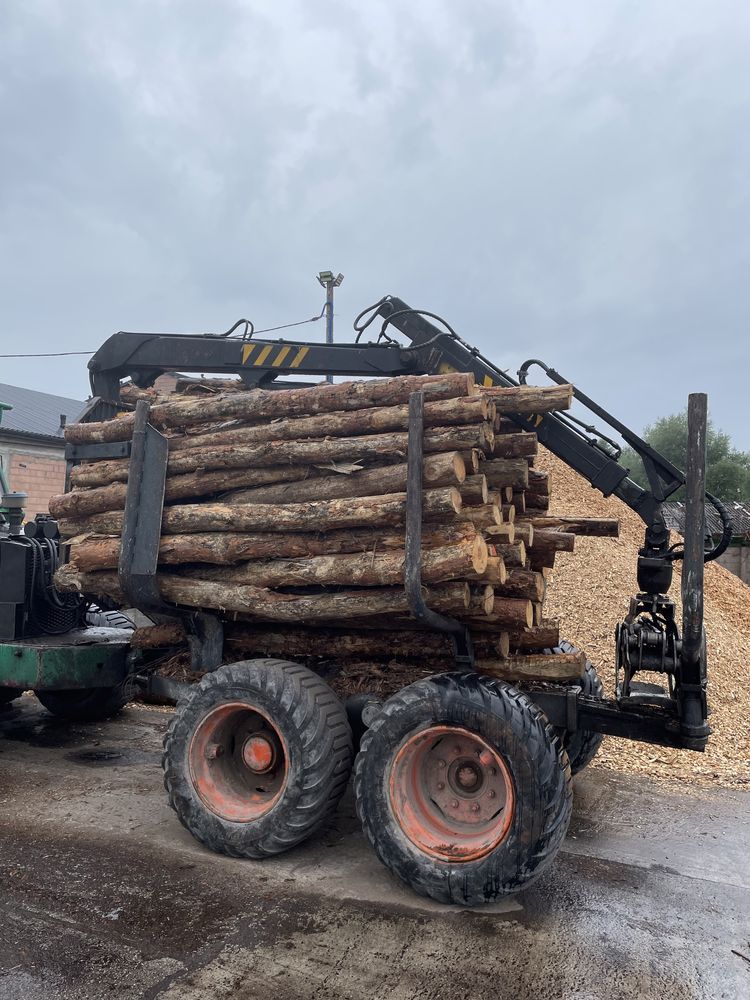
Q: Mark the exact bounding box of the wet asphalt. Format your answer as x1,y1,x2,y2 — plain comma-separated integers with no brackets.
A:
0,699,748,1000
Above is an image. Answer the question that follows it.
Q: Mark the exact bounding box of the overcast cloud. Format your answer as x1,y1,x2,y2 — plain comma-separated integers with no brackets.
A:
1,1,749,446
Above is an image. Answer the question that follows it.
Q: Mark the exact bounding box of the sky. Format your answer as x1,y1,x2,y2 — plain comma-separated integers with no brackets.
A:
1,0,749,446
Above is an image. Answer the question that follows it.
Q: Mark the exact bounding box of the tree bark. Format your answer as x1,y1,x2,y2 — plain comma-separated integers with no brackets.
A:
484,523,516,544
481,458,529,490
491,541,526,567
526,531,575,571
459,474,488,505
460,503,502,528
468,556,507,585
521,516,620,537
179,539,487,588
130,623,187,648
507,621,560,651
475,651,584,682
490,432,537,458
469,585,495,616
512,522,534,546
496,568,545,601
168,396,493,452
222,452,465,506
68,424,493,487
150,371,479,429
54,566,471,622
480,383,573,413
467,598,533,629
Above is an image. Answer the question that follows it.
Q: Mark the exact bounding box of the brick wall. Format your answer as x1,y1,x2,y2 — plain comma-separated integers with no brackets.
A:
0,441,66,519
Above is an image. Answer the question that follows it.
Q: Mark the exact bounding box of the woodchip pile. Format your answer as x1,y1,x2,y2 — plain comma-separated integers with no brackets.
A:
50,372,615,686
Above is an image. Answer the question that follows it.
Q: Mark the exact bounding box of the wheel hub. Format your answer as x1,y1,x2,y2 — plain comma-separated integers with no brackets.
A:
389,725,515,862
188,702,287,823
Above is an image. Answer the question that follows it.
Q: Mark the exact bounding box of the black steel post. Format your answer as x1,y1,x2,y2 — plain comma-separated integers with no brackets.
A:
677,392,709,742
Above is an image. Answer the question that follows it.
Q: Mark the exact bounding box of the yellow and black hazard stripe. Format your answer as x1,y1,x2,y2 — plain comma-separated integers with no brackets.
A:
241,343,311,369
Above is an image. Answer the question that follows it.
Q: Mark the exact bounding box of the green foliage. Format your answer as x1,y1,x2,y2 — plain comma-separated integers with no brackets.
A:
620,410,750,501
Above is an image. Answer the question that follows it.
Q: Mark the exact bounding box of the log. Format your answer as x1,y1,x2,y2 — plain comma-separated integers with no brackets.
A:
469,556,507,586
527,531,575,571
223,625,511,662
458,450,482,473
491,432,537,459
496,568,545,602
168,396,494,452
60,488,462,538
459,474,488,505
54,566,471,622
524,494,550,512
69,424,494,486
481,458,529,490
484,523,516,544
54,453,465,517
501,504,516,523
475,651,584,682
460,503,502,529
511,491,526,514
522,516,620,537
181,539,488,588
507,621,561,651
130,623,187,648
469,585,495,616
223,452,465,506
512,522,534,546
151,372,479,430
528,469,550,494
467,598,533,629
492,542,526,567
480,384,573,413
63,523,482,566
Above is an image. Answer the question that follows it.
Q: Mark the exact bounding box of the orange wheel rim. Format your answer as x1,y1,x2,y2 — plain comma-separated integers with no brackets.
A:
188,702,288,822
388,725,515,862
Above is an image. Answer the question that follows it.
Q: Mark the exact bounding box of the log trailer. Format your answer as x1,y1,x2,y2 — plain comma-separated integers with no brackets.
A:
0,296,732,905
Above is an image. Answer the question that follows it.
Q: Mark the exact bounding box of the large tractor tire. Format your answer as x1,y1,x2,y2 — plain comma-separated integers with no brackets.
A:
35,683,130,722
163,660,353,859
551,641,604,775
354,673,572,906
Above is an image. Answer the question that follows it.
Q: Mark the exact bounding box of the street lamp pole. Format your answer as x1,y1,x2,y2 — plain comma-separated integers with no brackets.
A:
317,270,344,384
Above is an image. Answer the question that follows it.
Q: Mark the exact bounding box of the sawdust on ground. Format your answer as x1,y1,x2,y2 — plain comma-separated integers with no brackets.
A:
537,449,750,789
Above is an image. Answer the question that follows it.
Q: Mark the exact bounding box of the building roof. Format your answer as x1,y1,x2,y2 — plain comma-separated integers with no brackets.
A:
663,500,750,539
0,382,86,442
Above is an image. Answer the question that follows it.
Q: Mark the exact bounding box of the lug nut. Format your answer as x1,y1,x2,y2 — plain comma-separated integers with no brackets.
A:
488,789,496,799
450,799,459,809
471,803,481,813
478,750,494,767
437,782,445,790
437,758,446,769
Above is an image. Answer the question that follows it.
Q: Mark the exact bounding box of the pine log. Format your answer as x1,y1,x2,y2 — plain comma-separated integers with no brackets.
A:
485,523,516,544
507,621,561,651
69,424,494,487
526,531,575,571
525,495,550,512
222,452,465,506
168,396,494,453
480,383,573,413
528,469,550,494
54,566,471,622
511,491,526,514
533,603,543,626
458,450,482,473
467,598,533,629
491,433,537,459
181,539,487,588
469,585,495,616
501,504,516,523
460,503,502,529
459,474,488,505
497,568,545,601
151,372,479,429
522,516,620,537
130,623,187,648
55,453,465,517
65,522,482,570
492,542,526,567
475,651,584,682
481,458,529,490
469,556,507,585
60,488,462,539
223,625,511,662
512,522,534,546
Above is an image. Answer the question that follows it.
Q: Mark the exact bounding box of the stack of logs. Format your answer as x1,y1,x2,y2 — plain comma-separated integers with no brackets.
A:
51,372,619,685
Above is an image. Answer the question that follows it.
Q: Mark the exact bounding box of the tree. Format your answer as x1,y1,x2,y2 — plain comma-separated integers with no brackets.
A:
620,410,750,501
